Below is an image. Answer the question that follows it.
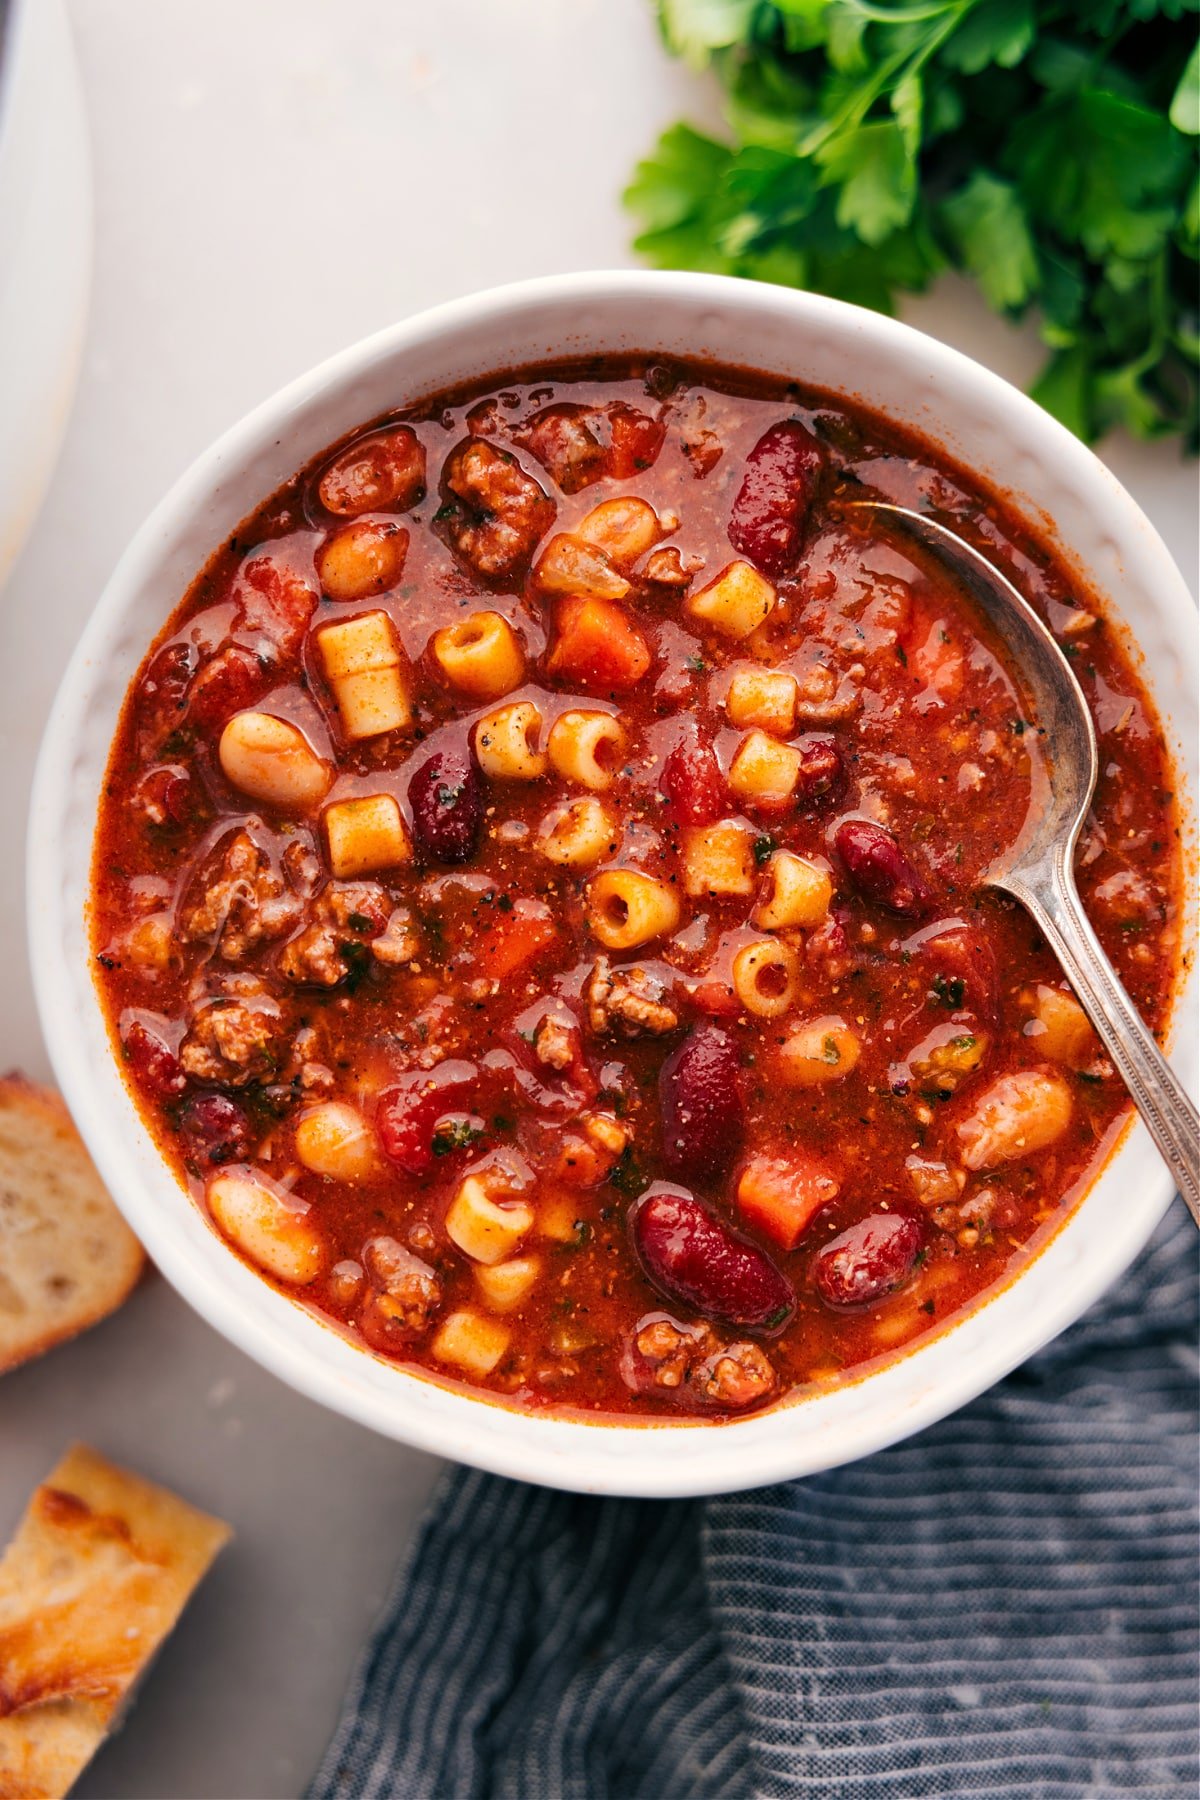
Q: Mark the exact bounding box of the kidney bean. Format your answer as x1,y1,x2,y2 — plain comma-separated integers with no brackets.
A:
659,727,726,826
728,420,824,577
834,818,930,917
408,747,482,864
659,1024,744,1184
794,735,844,805
377,1062,476,1175
631,1184,795,1333
119,1014,185,1099
180,1093,254,1166
813,1211,924,1308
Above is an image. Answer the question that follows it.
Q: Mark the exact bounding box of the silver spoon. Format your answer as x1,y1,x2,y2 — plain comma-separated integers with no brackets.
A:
852,501,1199,1224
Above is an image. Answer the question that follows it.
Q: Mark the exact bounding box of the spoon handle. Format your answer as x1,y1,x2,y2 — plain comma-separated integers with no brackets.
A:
1003,853,1199,1225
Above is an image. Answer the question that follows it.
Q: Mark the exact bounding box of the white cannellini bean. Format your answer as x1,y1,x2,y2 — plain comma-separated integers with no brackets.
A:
294,1102,380,1182
218,712,332,810
956,1069,1073,1170
207,1168,325,1284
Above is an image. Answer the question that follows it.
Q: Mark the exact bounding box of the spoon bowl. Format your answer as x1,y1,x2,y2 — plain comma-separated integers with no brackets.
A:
855,501,1199,1223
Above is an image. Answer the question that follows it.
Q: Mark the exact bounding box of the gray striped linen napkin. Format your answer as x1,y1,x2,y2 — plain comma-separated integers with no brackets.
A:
309,1207,1198,1800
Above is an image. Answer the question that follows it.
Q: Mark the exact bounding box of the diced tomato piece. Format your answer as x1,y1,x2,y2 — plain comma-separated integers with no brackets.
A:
917,921,998,1023
377,1072,444,1173
139,641,196,716
377,1062,476,1175
659,727,726,825
545,597,651,693
736,1152,839,1251
472,899,558,980
605,404,666,479
233,554,317,659
187,644,268,728
377,1083,442,1173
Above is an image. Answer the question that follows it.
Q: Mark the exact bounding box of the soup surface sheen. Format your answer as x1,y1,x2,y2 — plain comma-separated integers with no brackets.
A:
92,359,1183,1420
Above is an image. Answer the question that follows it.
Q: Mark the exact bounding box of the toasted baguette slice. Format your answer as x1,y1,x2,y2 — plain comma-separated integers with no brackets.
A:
0,1075,144,1373
0,1444,232,1798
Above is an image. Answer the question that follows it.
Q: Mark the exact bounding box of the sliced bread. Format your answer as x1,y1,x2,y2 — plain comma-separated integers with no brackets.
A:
0,1075,144,1373
0,1444,232,1797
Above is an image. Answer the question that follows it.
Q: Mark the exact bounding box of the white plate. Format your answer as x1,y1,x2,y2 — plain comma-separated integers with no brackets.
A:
30,272,1198,1496
0,0,91,588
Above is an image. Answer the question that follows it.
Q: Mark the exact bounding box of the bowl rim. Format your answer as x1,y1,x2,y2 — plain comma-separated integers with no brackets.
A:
30,269,1197,1497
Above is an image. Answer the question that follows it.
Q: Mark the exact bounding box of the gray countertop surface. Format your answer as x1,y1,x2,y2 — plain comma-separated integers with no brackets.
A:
1,4,1195,1796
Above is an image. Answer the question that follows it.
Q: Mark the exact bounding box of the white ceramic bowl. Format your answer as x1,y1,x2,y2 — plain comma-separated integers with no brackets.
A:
30,272,1198,1497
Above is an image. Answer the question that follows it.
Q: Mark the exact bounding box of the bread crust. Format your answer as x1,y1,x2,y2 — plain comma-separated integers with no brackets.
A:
0,1074,144,1374
0,1445,232,1797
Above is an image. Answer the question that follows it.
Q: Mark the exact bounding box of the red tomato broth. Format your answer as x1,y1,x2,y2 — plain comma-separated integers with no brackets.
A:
91,357,1186,1421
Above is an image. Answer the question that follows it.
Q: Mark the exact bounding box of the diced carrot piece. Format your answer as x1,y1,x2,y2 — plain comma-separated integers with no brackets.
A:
736,1152,839,1251
473,899,558,979
545,597,651,693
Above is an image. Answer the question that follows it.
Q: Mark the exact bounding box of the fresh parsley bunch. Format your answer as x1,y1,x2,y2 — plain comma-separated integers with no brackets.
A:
626,1,1200,446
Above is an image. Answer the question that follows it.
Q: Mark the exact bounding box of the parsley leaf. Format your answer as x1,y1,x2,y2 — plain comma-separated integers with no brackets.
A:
931,972,965,1009
941,0,1035,77
817,120,917,246
432,1118,485,1156
628,1,1199,447
939,172,1039,311
660,0,759,67
338,940,373,993
608,1146,649,1198
1170,41,1199,135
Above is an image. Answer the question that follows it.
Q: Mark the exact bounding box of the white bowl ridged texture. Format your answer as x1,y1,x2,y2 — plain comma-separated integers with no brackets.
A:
30,272,1198,1497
